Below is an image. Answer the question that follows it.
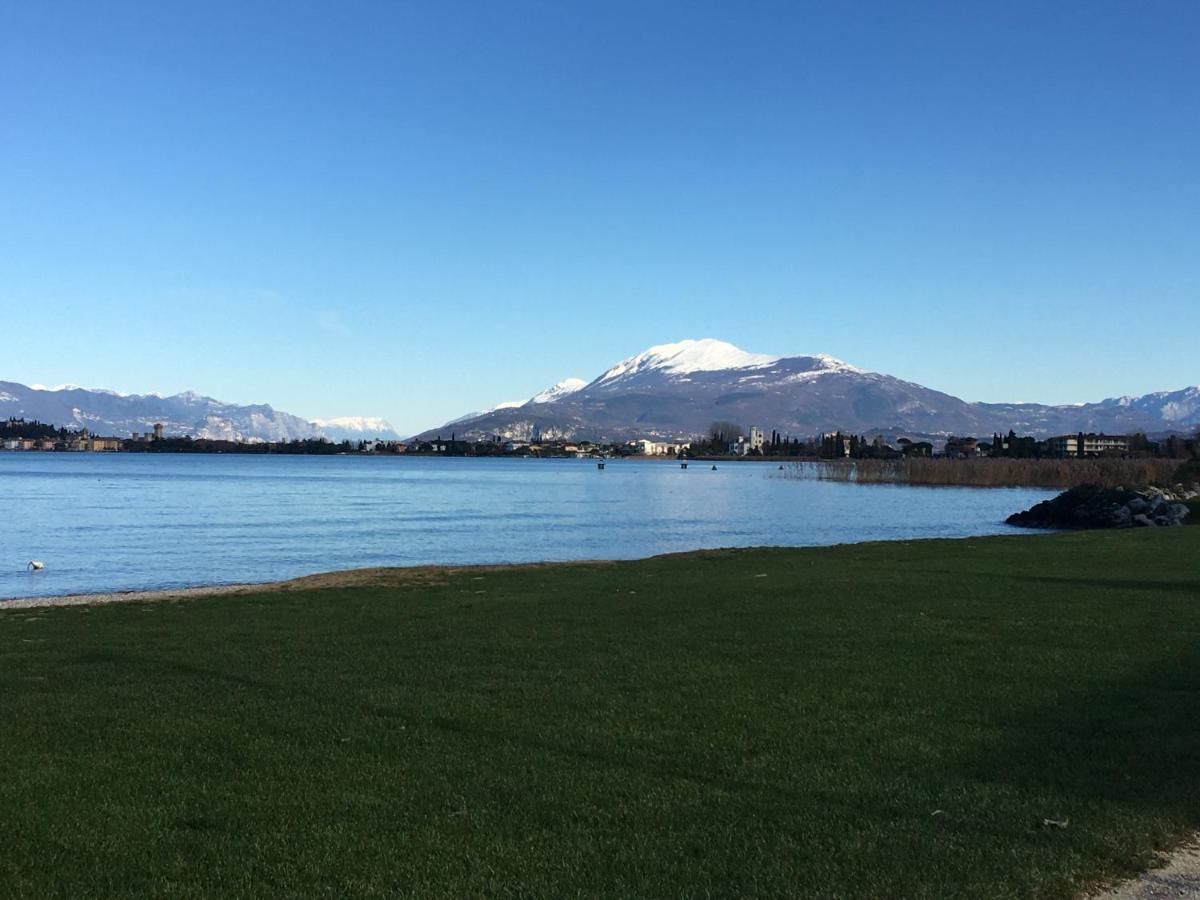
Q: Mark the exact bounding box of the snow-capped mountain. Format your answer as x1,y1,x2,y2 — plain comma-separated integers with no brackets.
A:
444,400,525,427
594,340,779,384
0,381,390,444
528,378,587,405
439,378,588,431
413,338,1200,443
309,416,402,442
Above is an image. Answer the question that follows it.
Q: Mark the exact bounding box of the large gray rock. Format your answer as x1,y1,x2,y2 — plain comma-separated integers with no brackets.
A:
1109,506,1133,527
1166,503,1191,524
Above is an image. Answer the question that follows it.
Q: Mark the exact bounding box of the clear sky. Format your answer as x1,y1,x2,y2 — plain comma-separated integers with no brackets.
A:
2,1,1197,435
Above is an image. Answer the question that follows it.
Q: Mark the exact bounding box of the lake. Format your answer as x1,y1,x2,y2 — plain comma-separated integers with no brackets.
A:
0,454,1054,599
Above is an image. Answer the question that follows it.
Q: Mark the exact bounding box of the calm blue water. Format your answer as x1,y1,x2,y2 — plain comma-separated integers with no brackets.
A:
0,454,1054,600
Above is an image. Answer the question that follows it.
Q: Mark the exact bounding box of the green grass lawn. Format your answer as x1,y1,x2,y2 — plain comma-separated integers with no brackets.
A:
3,529,1199,898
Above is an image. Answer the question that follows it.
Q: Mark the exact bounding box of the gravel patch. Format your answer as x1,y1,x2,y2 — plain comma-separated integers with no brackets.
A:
1090,841,1200,898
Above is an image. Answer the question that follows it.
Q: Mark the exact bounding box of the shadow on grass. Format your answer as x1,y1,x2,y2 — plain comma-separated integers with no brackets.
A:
68,649,280,691
66,647,856,817
964,640,1200,827
908,569,1200,597
1001,573,1200,597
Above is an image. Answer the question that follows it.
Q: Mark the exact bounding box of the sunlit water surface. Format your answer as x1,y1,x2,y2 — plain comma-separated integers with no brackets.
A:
0,454,1054,599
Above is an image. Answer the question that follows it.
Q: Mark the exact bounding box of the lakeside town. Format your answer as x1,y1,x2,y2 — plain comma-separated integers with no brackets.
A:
3,416,1195,462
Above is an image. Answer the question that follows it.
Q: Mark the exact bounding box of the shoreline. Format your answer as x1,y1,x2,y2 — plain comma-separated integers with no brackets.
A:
1,534,1056,610
0,557,633,611
5,528,1198,896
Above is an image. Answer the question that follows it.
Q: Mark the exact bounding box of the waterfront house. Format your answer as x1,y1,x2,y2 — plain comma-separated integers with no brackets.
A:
943,437,980,459
1047,434,1130,458
633,439,688,456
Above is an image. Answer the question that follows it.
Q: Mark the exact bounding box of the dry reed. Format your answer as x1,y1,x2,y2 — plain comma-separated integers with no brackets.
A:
797,457,1182,488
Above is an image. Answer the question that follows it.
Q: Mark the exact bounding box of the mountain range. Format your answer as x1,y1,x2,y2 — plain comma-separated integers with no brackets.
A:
5,340,1197,446
414,339,1200,443
0,382,401,443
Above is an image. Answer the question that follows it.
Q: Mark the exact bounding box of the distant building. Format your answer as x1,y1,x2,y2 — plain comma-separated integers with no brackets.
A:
896,437,932,458
1047,434,1129,458
633,439,688,456
943,437,980,458
153,423,164,440
822,432,852,458
748,426,764,452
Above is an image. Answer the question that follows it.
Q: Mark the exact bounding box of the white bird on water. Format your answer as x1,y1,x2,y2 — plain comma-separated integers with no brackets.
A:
28,560,45,571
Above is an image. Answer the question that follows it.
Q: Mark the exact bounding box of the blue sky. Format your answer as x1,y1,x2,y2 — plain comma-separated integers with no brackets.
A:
2,1,1197,435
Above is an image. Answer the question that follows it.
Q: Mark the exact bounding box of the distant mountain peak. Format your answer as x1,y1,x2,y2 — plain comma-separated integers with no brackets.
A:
444,400,524,427
30,383,97,393
596,338,780,383
413,337,1200,443
528,378,586,405
810,353,865,374
310,416,402,441
0,379,392,444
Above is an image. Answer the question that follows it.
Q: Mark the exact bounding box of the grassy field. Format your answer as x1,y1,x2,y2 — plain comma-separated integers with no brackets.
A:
2,529,1199,898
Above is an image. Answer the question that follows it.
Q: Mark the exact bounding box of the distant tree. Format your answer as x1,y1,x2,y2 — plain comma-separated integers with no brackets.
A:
708,421,744,446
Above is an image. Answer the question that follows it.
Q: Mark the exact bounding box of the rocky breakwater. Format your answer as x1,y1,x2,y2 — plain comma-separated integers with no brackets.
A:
1007,483,1199,530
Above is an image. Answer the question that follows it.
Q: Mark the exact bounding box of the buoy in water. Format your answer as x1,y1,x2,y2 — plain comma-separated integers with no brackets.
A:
597,461,605,470
711,465,717,471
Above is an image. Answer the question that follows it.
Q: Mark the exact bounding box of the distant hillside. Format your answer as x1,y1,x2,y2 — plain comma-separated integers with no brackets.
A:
413,339,1200,442
0,382,398,444
310,417,403,442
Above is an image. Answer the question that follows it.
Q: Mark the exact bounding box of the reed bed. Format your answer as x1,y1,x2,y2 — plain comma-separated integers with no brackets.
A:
798,457,1182,488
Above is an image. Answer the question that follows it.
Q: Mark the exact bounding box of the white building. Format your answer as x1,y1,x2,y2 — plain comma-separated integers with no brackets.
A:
632,439,688,456
730,427,766,456
1047,434,1130,458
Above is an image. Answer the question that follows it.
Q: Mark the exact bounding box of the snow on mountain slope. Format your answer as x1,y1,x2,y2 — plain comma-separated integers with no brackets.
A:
311,416,402,441
444,400,524,427
311,416,393,432
443,379,585,430
0,381,324,443
528,378,586,404
1097,386,1200,427
779,354,866,382
595,339,779,383
414,338,1200,443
